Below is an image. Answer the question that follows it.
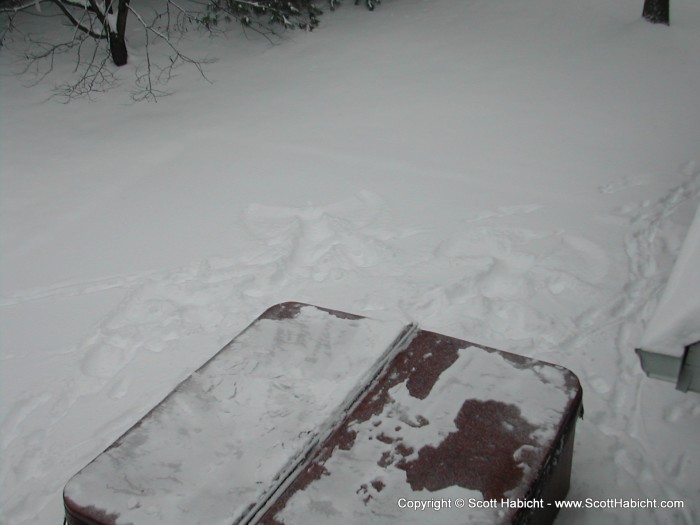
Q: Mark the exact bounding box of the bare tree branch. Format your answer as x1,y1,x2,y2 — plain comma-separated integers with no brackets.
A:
128,2,214,89
0,0,47,13
2,0,368,100
84,0,106,26
49,0,105,38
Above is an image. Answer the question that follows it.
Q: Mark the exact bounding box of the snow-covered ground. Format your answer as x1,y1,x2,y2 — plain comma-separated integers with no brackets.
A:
1,0,699,523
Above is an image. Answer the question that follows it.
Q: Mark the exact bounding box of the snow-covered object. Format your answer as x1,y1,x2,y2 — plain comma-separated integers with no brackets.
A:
63,303,412,525
640,200,700,358
64,304,582,525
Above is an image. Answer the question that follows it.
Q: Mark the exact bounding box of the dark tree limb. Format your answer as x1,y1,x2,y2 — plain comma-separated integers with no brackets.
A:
49,0,106,39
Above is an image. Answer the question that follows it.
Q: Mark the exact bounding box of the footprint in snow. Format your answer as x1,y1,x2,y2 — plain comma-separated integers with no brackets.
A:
599,173,655,195
80,343,131,379
663,399,700,424
242,191,397,281
421,227,610,349
463,204,543,222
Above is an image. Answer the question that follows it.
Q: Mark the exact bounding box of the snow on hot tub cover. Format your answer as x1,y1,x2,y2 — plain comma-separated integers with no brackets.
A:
257,330,582,525
63,303,411,525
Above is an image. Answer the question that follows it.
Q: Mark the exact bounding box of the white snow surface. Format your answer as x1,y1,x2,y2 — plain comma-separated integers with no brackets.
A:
1,0,700,523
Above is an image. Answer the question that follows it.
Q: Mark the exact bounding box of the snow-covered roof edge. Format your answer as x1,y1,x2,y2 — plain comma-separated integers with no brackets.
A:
639,199,700,358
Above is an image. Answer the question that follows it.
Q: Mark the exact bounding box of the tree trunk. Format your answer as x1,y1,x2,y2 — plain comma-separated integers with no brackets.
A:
643,0,669,25
108,0,130,66
108,31,127,66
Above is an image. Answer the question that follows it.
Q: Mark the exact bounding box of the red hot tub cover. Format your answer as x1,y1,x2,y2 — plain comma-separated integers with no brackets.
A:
64,302,582,525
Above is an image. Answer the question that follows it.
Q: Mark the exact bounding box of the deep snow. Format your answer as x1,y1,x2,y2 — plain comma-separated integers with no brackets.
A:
1,0,700,523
